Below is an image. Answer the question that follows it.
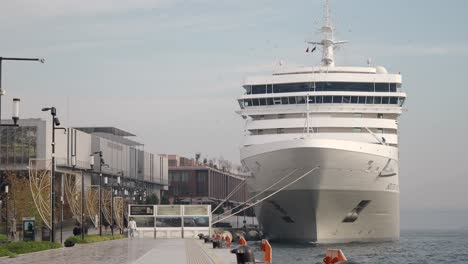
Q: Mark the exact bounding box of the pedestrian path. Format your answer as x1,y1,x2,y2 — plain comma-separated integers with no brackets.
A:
0,238,236,264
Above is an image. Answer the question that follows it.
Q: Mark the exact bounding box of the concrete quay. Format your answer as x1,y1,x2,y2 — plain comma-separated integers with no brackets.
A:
0,238,238,264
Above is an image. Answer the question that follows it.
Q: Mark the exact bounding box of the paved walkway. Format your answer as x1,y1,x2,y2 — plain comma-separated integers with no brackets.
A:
0,238,236,264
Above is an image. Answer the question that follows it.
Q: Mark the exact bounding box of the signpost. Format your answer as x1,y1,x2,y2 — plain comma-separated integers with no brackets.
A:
130,205,154,216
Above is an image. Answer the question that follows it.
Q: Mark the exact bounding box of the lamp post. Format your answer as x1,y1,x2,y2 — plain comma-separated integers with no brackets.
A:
41,107,66,243
0,56,44,126
104,175,120,238
3,185,8,237
90,151,105,236
71,155,85,240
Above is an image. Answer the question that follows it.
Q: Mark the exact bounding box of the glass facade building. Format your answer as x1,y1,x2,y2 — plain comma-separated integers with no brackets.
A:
168,166,248,204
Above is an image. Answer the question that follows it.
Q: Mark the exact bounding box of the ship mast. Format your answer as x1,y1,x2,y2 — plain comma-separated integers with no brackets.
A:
308,0,347,67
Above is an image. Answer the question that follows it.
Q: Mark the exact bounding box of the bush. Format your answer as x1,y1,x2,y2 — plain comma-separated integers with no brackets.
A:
0,234,7,242
0,248,13,257
0,241,62,257
64,238,75,247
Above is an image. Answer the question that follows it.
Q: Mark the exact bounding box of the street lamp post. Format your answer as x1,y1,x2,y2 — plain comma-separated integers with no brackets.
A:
3,185,8,237
41,107,66,243
104,175,120,238
90,151,105,236
71,155,85,240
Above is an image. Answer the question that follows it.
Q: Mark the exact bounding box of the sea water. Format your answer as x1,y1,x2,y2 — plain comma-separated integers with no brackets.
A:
254,230,468,263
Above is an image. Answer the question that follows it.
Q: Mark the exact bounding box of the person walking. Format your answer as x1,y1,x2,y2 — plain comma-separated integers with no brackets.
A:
128,218,137,239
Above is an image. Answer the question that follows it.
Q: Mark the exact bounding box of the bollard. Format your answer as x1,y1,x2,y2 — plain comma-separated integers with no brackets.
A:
198,233,205,240
213,239,222,249
231,245,256,264
239,236,247,246
323,249,347,264
260,239,272,263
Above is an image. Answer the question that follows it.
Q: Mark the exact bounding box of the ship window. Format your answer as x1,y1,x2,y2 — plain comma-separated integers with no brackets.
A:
351,96,358,104
258,129,263,135
352,128,362,133
382,97,389,104
353,113,362,118
375,83,389,92
252,85,267,94
377,128,384,134
390,97,398,104
342,96,350,103
267,98,273,105
259,98,267,106
367,97,374,104
358,96,366,104
374,96,382,104
244,99,252,107
297,96,305,104
251,82,400,94
273,98,282,105
323,96,332,103
377,113,384,118
308,96,315,104
281,97,289,104
277,128,285,134
333,96,342,103
316,96,323,104
252,99,260,106
289,97,296,104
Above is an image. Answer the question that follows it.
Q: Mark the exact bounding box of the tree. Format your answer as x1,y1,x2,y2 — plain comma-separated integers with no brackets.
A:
145,193,159,205
161,196,170,205
3,171,44,227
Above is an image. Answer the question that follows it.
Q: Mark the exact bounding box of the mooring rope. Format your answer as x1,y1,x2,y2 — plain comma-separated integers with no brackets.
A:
211,178,247,213
212,166,320,225
215,168,299,219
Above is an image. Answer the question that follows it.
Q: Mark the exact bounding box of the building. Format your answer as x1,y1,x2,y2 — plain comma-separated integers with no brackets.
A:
165,155,249,205
0,119,168,198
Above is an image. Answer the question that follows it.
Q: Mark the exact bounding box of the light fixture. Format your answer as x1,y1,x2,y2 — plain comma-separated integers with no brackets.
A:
12,98,20,124
89,155,95,167
104,177,108,185
71,155,77,167
5,185,8,194
117,176,121,185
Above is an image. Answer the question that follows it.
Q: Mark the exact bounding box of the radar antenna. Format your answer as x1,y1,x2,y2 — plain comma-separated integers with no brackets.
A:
307,0,347,67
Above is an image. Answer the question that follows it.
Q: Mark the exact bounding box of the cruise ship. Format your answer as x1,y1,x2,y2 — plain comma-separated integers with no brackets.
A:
237,0,406,243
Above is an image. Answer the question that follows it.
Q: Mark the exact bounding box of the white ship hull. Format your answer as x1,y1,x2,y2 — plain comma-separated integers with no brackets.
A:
241,138,400,243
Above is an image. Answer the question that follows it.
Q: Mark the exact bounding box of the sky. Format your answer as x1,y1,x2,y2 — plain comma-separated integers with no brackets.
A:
1,0,467,228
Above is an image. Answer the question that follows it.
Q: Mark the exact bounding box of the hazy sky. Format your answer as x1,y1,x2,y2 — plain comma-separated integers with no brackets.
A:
1,0,467,221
